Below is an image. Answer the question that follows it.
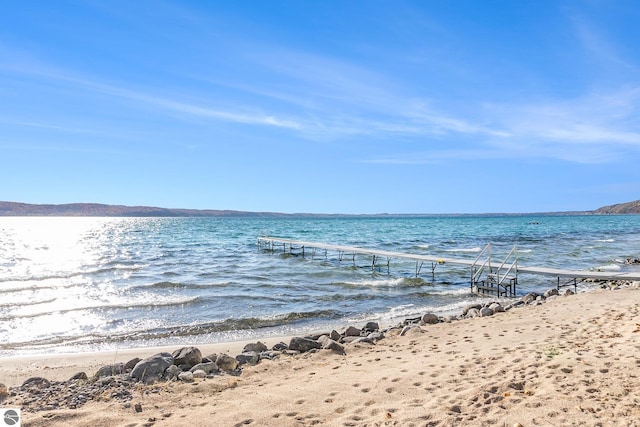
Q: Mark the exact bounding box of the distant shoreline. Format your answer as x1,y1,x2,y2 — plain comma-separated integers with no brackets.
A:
0,200,615,217
2,199,639,216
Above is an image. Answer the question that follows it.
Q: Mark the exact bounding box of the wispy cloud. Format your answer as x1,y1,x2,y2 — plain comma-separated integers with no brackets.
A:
4,40,640,165
0,56,303,131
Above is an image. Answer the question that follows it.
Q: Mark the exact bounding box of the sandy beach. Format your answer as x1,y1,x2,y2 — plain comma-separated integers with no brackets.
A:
3,286,640,426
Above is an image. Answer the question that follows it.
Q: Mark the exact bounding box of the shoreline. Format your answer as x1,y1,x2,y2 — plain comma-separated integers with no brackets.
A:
3,284,640,425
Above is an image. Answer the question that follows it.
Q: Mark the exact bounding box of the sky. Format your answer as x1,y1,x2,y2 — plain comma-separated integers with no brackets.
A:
1,1,640,214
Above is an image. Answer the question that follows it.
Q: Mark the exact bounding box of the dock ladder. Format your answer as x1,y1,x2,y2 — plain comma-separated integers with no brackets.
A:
471,244,518,297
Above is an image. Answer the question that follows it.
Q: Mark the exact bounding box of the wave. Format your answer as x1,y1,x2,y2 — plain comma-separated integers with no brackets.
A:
0,263,146,284
595,239,615,243
134,281,232,290
0,296,201,321
0,297,57,308
1,309,343,351
444,247,482,253
594,264,621,272
340,278,406,287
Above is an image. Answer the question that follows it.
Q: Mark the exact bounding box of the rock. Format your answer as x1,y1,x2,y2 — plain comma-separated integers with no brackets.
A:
318,335,346,354
272,342,288,351
22,377,51,388
443,315,458,322
171,347,202,369
403,316,422,325
479,307,494,317
563,289,575,296
69,372,88,381
0,383,7,400
341,326,362,337
421,313,439,324
216,353,239,372
203,354,218,363
489,302,504,313
135,403,143,413
329,330,342,341
259,351,280,361
165,365,181,380
362,321,379,332
462,304,482,316
124,357,142,372
400,324,422,336
348,337,375,345
130,353,174,383
177,371,194,382
289,336,322,352
521,292,538,304
236,352,260,365
189,362,218,374
341,336,362,344
366,331,385,342
465,308,480,318
544,288,559,298
192,370,207,379
242,342,268,353
95,363,126,378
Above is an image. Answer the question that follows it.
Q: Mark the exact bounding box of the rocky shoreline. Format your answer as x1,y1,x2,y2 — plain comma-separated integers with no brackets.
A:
2,279,639,416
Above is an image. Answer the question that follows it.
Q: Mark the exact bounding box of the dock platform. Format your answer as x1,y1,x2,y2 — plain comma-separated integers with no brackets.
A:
257,236,640,296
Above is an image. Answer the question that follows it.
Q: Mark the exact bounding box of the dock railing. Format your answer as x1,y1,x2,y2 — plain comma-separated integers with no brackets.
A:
471,243,492,289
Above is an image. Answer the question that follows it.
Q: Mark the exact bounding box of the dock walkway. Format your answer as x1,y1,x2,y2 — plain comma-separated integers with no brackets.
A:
257,236,640,296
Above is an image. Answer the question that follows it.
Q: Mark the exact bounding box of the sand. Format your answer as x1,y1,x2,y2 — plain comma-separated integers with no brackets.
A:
2,287,640,426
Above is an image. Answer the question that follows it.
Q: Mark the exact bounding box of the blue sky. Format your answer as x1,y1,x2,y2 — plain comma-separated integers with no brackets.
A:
1,1,639,214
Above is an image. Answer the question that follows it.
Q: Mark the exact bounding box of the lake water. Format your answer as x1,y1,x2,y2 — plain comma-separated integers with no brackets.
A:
1,214,639,357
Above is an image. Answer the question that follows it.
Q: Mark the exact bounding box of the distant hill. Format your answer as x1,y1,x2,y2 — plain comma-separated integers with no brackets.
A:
0,200,638,217
594,200,640,214
0,201,285,217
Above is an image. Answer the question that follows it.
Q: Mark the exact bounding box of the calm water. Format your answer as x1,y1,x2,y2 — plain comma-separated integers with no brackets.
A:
1,215,640,357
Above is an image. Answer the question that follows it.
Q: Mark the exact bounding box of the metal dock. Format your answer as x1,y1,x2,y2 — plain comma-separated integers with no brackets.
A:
257,236,640,297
